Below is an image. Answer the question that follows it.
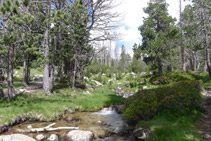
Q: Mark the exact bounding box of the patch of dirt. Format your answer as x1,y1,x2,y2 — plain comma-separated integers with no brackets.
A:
197,89,211,141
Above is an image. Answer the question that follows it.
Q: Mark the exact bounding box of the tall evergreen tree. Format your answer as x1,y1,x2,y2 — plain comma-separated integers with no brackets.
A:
137,0,177,76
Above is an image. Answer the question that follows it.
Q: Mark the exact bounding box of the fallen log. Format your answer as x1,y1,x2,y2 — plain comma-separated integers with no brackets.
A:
17,123,79,133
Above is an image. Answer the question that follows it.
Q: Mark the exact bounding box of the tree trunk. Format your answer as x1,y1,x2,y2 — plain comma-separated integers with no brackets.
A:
200,0,211,77
43,30,50,94
204,47,207,72
195,52,200,71
43,0,51,94
190,51,196,71
179,0,186,72
7,44,15,100
57,62,63,81
72,55,76,89
0,86,4,98
23,53,30,86
49,36,56,92
157,57,162,76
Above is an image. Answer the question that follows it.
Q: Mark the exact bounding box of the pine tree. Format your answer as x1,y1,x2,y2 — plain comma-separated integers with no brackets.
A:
138,0,177,76
0,0,23,99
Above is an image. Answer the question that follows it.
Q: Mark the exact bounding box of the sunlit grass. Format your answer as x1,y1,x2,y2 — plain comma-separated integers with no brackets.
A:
0,86,125,125
137,113,201,141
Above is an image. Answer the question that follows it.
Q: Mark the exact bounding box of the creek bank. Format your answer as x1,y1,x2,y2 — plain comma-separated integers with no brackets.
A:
1,106,143,140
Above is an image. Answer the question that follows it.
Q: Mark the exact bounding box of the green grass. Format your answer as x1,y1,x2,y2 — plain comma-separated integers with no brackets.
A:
14,67,43,78
137,113,201,141
0,86,125,125
1,81,25,91
192,72,211,89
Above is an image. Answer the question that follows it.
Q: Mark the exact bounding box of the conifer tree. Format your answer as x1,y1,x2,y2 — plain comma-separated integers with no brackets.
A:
137,0,177,76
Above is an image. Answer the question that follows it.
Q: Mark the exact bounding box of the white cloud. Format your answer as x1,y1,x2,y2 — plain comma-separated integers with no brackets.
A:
114,0,191,57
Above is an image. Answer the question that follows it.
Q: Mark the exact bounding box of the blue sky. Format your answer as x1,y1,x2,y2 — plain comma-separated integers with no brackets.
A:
113,0,191,57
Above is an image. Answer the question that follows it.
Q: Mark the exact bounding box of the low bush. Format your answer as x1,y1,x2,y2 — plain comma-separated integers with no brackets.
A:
13,76,23,81
122,80,203,123
149,76,169,85
150,72,195,85
116,73,123,80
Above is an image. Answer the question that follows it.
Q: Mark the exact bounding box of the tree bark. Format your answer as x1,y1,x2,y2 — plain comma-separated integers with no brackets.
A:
7,44,15,100
57,62,63,81
200,0,211,77
49,36,56,92
43,0,51,94
204,46,207,72
179,0,186,72
72,55,76,89
190,51,196,71
43,30,50,94
23,53,30,86
0,86,4,98
157,57,162,76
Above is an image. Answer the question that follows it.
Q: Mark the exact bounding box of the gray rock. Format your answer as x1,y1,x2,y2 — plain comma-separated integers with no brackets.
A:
143,86,148,89
75,106,81,112
133,127,153,140
27,125,32,129
36,134,45,141
91,80,103,86
64,107,73,114
97,120,102,124
205,134,211,139
113,124,128,135
111,105,124,114
0,134,36,141
47,134,58,141
66,130,93,141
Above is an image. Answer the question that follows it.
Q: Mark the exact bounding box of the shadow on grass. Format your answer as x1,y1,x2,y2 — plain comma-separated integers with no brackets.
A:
138,112,201,141
1,81,25,89
0,93,72,108
191,73,211,88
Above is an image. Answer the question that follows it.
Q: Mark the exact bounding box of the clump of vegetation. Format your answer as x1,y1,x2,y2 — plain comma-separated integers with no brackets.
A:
123,80,203,123
137,112,201,141
116,73,123,80
150,72,196,85
0,86,125,124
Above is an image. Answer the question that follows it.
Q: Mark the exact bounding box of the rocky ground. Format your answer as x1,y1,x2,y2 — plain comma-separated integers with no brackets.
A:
198,89,211,141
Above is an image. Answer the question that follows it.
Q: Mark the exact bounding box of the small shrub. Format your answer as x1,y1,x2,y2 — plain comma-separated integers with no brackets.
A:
150,72,195,85
108,80,113,88
14,76,23,81
116,73,122,80
106,72,112,78
150,76,169,85
123,80,203,123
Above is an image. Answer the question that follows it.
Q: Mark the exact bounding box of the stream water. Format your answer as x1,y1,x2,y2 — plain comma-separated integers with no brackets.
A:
5,107,136,141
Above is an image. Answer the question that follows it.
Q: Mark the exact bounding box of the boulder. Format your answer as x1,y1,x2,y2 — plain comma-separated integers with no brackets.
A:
91,80,103,86
143,86,148,89
47,134,59,141
111,105,124,114
64,107,74,114
133,127,153,140
0,134,36,141
66,130,93,141
27,125,32,129
205,134,211,139
113,123,128,135
36,134,45,141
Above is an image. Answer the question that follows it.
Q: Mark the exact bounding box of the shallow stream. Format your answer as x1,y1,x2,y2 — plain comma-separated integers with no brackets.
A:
5,107,136,140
